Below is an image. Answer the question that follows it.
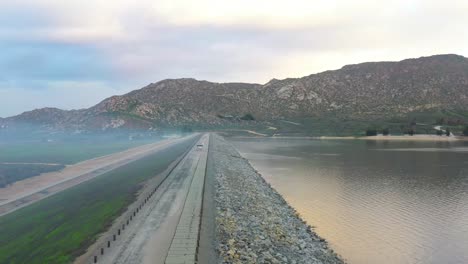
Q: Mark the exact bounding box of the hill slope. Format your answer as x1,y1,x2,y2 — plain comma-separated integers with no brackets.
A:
2,54,468,135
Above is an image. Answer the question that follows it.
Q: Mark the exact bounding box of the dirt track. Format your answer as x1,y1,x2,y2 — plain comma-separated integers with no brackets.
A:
0,135,197,216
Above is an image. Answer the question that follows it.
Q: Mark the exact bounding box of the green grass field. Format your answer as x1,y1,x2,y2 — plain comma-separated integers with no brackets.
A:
0,164,66,187
0,140,157,164
0,136,198,264
0,138,160,187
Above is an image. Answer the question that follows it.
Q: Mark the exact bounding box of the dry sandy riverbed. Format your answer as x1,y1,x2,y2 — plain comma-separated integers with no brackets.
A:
0,134,197,216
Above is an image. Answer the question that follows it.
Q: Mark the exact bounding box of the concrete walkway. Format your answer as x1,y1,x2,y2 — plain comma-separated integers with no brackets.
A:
165,135,209,264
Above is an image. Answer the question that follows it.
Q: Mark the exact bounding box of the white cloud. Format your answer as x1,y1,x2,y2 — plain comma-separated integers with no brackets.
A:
0,0,468,116
4,0,468,40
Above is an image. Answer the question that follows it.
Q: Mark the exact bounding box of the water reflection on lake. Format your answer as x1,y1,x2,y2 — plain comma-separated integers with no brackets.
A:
229,138,468,264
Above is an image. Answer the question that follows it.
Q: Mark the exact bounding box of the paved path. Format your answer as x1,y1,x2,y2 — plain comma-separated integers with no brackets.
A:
165,135,208,264
76,134,209,264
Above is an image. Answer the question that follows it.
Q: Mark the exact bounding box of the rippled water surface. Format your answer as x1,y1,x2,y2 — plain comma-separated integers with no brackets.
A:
229,138,468,264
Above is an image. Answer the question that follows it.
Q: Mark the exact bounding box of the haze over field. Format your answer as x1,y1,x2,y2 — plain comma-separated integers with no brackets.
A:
1,0,468,117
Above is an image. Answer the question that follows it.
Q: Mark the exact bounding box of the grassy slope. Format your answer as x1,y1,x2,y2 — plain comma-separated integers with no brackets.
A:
0,164,66,187
0,139,158,187
0,140,157,165
0,136,197,264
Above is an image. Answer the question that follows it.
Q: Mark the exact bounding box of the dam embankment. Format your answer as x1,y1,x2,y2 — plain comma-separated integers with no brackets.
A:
201,134,344,263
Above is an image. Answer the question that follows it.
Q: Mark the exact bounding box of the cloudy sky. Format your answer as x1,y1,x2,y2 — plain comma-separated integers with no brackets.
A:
1,0,467,117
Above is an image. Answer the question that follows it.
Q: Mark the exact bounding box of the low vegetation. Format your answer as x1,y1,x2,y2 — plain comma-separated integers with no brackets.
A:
382,128,390,136
0,164,65,187
0,140,154,165
216,113,256,121
240,113,255,121
0,136,197,264
0,139,157,187
365,128,378,136
464,126,468,136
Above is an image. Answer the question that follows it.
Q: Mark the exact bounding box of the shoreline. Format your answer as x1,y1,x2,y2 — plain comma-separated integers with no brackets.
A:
321,135,466,141
209,134,344,263
227,134,468,142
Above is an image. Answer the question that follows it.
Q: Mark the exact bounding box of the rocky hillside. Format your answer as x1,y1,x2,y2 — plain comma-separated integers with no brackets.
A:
2,54,468,133
259,54,468,120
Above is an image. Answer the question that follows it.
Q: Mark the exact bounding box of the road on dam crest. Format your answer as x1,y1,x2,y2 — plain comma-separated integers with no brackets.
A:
76,134,209,264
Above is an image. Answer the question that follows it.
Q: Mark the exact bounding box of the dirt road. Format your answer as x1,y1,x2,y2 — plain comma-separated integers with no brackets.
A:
0,134,198,216
76,134,209,264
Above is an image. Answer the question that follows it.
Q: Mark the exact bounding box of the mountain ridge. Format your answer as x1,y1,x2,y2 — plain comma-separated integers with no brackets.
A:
2,54,468,135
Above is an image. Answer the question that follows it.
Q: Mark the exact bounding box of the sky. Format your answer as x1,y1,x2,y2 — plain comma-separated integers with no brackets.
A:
1,0,467,117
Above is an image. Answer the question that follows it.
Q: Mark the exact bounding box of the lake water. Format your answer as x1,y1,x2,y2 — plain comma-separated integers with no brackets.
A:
229,138,468,264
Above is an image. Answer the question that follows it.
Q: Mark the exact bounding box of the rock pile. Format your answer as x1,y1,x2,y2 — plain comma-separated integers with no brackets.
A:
210,134,344,264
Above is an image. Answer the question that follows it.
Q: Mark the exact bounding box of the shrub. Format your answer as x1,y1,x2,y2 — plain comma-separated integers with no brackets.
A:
240,113,255,121
180,125,193,133
366,128,377,136
382,128,389,136
463,126,468,136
